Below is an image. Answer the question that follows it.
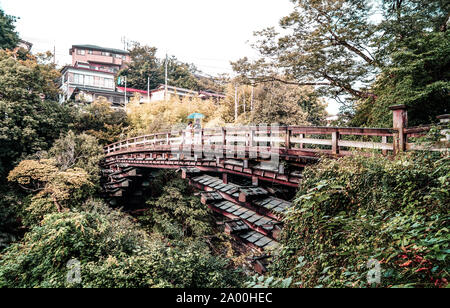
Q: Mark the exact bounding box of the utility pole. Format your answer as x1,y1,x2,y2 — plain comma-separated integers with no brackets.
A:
243,90,246,114
165,53,168,101
53,46,56,65
251,85,254,111
124,76,127,109
234,85,238,122
147,76,150,103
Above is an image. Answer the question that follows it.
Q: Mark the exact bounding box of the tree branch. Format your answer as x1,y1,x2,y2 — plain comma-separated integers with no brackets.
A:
323,74,377,99
250,76,331,87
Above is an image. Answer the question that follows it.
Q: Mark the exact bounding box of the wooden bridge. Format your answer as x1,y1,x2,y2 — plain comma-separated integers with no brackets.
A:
101,107,448,272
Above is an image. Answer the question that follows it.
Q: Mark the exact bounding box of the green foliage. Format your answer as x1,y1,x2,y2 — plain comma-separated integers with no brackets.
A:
0,185,25,251
82,243,243,288
6,131,103,225
270,152,449,288
71,99,128,145
118,42,202,91
0,8,19,50
0,50,72,178
352,31,450,127
0,200,243,288
233,0,449,125
246,275,293,289
7,158,95,224
0,202,149,288
49,130,104,183
141,171,214,241
246,82,325,125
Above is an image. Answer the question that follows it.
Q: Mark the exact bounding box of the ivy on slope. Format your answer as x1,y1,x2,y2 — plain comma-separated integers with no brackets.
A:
270,152,449,288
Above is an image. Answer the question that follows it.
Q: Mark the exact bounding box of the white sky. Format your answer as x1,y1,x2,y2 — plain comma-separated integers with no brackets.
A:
0,0,339,115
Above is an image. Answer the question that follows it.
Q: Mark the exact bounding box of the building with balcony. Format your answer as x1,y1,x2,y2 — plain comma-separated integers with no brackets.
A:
59,66,132,107
69,44,131,74
60,44,133,107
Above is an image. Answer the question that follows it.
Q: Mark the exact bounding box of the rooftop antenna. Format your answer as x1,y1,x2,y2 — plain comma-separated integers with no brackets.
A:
121,36,130,51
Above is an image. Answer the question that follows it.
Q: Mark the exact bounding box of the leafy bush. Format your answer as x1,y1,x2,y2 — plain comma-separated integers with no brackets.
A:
71,99,128,145
140,171,214,241
270,152,449,288
0,200,243,288
0,202,147,288
82,244,243,288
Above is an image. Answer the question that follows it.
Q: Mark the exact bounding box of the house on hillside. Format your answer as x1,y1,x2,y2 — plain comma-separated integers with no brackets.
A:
59,66,132,108
60,44,131,107
69,44,131,74
117,86,150,103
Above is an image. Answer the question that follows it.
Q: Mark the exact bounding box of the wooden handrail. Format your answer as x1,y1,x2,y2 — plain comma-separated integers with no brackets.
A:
104,125,401,156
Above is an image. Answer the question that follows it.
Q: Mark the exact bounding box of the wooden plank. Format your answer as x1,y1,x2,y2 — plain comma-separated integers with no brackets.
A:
291,138,332,146
339,140,394,150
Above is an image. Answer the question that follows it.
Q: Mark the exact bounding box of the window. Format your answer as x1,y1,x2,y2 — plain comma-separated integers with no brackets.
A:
73,74,84,84
85,75,94,86
105,78,114,89
77,49,86,55
122,55,126,60
101,51,111,57
88,50,93,55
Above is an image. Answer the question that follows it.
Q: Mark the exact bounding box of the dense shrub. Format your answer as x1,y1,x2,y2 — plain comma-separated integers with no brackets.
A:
0,201,244,288
141,171,214,241
270,153,449,288
0,202,146,288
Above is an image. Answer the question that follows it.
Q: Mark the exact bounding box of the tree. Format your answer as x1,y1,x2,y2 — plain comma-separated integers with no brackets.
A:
118,42,206,92
7,159,94,218
6,131,103,223
164,56,200,90
269,152,449,288
142,171,214,241
0,50,73,178
232,0,449,125
232,0,378,101
0,201,244,288
220,82,326,125
49,130,104,182
0,8,19,50
118,42,162,90
71,99,128,145
351,31,450,127
126,95,221,136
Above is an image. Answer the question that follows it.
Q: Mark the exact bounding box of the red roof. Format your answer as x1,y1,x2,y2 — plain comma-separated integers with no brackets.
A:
117,86,149,95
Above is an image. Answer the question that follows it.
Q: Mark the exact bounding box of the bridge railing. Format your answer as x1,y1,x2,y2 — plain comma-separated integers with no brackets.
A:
104,107,449,157
104,126,398,156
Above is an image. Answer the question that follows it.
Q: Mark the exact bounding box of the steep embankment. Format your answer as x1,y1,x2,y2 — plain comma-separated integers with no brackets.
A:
268,153,449,288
